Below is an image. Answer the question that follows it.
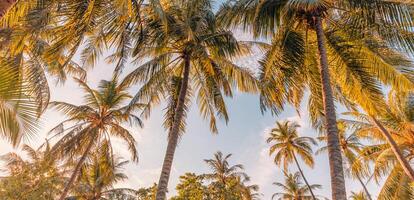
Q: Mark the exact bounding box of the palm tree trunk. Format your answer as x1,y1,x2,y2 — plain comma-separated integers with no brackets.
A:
0,0,17,19
155,56,191,200
292,153,317,200
355,174,372,200
315,16,347,200
370,116,414,181
59,138,95,200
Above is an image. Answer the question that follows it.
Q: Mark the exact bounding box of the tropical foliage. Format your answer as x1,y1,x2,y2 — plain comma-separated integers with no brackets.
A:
0,142,64,200
0,0,414,199
49,76,142,199
271,171,325,200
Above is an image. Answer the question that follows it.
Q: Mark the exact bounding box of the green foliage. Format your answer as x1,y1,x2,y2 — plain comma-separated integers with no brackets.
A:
69,144,137,200
0,0,414,199
136,184,158,200
119,0,258,134
170,152,260,200
267,120,316,170
0,143,64,200
49,75,142,164
170,173,208,200
349,191,368,200
272,172,325,200
219,0,414,127
343,94,414,200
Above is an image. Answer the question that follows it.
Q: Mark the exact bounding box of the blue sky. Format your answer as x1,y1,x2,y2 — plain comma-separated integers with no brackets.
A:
0,2,386,199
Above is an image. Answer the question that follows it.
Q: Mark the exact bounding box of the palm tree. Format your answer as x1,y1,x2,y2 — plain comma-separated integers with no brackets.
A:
272,171,324,200
68,144,138,200
347,114,414,198
355,140,414,200
0,0,17,20
267,120,317,200
317,122,372,200
204,151,249,187
236,176,261,200
343,92,414,181
376,165,414,200
219,1,414,199
119,1,257,198
204,151,257,200
0,0,88,146
0,66,40,146
342,96,414,199
48,76,142,200
136,184,158,200
349,192,368,200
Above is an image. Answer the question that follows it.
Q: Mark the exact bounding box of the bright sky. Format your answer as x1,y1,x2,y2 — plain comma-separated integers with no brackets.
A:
0,47,383,199
0,2,386,199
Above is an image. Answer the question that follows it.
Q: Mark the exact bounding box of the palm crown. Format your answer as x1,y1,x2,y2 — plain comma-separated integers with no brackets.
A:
267,121,316,170
49,76,142,199
122,0,258,133
70,144,137,200
272,171,323,200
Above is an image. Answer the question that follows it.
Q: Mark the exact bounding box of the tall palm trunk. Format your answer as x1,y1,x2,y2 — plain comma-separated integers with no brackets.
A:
59,138,95,200
0,0,17,19
370,116,414,181
355,174,372,200
155,56,191,200
292,153,316,200
315,16,347,200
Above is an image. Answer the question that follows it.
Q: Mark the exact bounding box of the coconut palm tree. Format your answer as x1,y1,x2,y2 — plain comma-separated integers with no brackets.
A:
218,1,414,199
349,192,368,200
119,1,257,198
0,0,17,20
341,94,414,199
354,139,414,200
68,143,138,200
0,66,41,146
267,120,318,200
136,184,158,200
317,122,372,200
0,0,88,146
272,171,324,200
204,151,258,200
236,176,261,200
376,165,414,200
204,152,249,188
48,76,142,200
343,92,414,181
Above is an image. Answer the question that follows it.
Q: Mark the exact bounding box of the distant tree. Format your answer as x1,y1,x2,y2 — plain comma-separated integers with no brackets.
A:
136,184,158,200
0,142,65,200
49,76,142,200
204,151,259,200
349,191,368,200
170,173,207,200
68,144,137,200
267,120,317,199
272,172,325,200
